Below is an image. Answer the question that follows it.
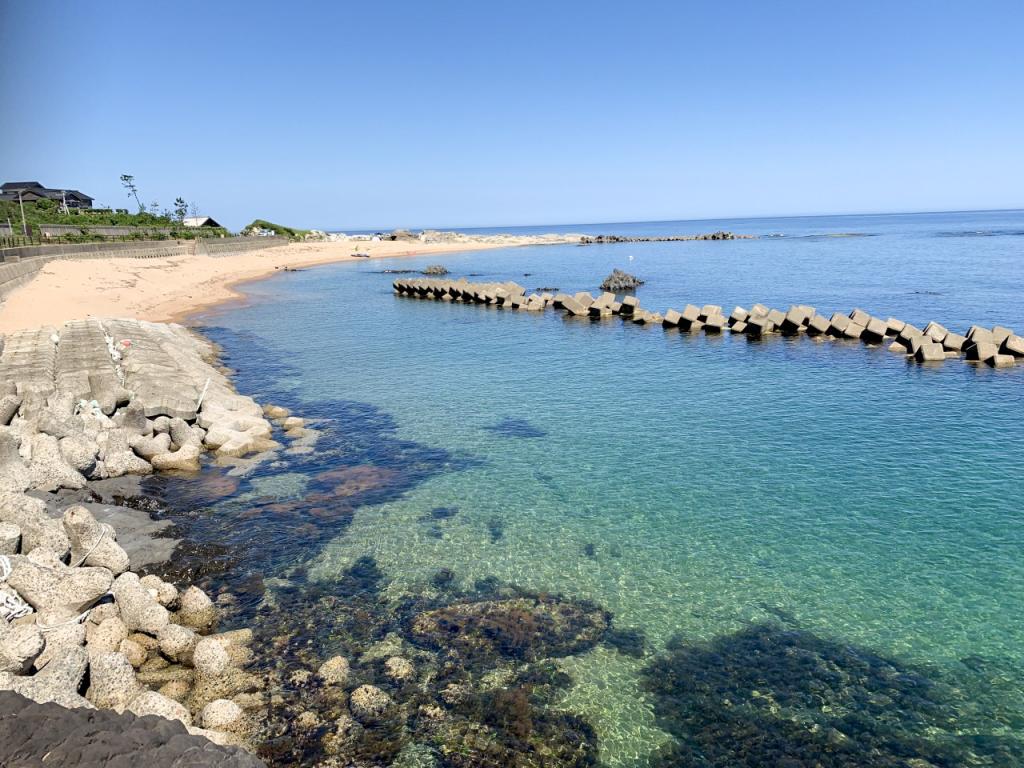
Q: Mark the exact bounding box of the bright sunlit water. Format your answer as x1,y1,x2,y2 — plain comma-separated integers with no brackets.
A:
198,210,1024,765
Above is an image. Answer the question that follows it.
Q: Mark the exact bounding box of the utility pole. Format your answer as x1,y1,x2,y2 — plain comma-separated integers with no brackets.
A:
17,189,27,236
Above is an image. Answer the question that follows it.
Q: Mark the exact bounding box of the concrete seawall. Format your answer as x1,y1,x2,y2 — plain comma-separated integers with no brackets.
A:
394,277,1023,370
0,237,290,300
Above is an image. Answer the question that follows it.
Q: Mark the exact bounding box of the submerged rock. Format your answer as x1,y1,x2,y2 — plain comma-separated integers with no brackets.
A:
409,595,610,664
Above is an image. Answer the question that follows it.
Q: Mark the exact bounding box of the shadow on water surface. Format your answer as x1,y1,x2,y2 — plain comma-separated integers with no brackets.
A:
642,621,1024,767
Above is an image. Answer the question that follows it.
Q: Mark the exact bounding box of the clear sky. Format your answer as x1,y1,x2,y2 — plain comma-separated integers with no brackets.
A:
1,1,1021,231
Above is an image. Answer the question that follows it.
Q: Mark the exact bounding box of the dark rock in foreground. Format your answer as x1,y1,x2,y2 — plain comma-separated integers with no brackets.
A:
0,690,264,768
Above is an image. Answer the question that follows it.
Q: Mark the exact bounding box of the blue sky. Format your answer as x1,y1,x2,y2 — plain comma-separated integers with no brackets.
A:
1,1,1021,231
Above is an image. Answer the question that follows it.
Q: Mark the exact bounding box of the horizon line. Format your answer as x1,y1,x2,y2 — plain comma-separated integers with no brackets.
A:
319,206,1024,234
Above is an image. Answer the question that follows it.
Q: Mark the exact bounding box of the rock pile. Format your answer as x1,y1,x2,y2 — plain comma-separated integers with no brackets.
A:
394,278,1022,369
599,269,644,292
0,317,292,757
0,500,264,749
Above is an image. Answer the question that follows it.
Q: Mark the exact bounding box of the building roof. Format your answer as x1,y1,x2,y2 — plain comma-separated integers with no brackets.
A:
0,182,93,203
182,216,222,228
0,181,45,192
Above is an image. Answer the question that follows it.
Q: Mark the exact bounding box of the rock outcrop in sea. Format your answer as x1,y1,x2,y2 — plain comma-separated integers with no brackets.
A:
599,268,644,292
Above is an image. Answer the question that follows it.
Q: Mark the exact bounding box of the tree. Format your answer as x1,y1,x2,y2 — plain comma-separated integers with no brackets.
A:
148,201,160,216
120,174,144,212
173,197,188,223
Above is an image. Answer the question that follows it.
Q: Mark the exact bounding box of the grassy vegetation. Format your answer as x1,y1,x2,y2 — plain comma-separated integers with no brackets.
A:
0,199,230,240
243,219,310,239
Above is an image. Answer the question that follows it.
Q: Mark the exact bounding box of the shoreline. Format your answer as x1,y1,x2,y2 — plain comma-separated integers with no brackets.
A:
0,234,578,334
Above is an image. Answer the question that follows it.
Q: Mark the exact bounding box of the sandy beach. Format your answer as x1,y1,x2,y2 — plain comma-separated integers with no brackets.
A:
0,235,575,334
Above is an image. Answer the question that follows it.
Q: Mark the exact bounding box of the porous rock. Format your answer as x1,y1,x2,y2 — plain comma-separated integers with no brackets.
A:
176,585,216,632
317,655,350,686
5,551,112,613
112,572,170,635
127,689,193,726
349,684,392,723
63,505,129,573
87,650,143,711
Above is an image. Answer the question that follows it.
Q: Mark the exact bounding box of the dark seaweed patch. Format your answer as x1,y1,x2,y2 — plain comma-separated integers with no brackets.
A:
483,417,547,439
604,626,647,658
642,622,1024,767
419,506,459,522
487,516,505,542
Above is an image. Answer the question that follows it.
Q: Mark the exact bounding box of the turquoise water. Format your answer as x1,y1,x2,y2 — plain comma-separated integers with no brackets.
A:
197,211,1023,766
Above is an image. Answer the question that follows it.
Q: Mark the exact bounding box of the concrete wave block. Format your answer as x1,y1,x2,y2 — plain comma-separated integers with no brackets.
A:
63,505,129,574
6,551,112,613
1000,334,1024,357
914,342,946,363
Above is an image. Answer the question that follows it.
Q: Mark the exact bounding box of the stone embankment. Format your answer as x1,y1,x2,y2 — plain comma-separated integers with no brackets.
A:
0,317,318,763
393,278,1023,369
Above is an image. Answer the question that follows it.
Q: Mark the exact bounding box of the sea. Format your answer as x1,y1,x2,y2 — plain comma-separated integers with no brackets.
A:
171,210,1023,766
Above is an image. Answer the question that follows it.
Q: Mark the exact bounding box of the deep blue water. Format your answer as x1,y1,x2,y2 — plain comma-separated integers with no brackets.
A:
196,210,1023,766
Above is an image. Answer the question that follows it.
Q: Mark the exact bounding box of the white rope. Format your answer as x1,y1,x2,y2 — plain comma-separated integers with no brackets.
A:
34,602,103,633
0,555,33,622
70,523,112,568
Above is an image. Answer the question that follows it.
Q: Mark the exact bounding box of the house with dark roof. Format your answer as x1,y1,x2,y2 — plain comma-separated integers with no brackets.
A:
0,181,94,208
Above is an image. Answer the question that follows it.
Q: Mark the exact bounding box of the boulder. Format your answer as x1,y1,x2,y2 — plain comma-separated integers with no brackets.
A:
157,623,199,663
0,394,21,427
140,574,179,608
0,623,44,674
126,689,192,726
112,572,170,635
58,434,99,475
0,522,19,555
24,433,87,492
193,637,231,677
87,616,130,655
119,637,149,668
63,505,129,573
199,698,243,730
33,620,85,670
176,586,216,632
87,651,143,711
129,432,172,460
0,646,91,708
5,551,111,613
101,428,152,478
0,434,30,493
150,443,202,471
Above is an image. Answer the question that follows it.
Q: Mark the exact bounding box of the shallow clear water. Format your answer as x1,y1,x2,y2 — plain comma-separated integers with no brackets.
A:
198,210,1024,766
